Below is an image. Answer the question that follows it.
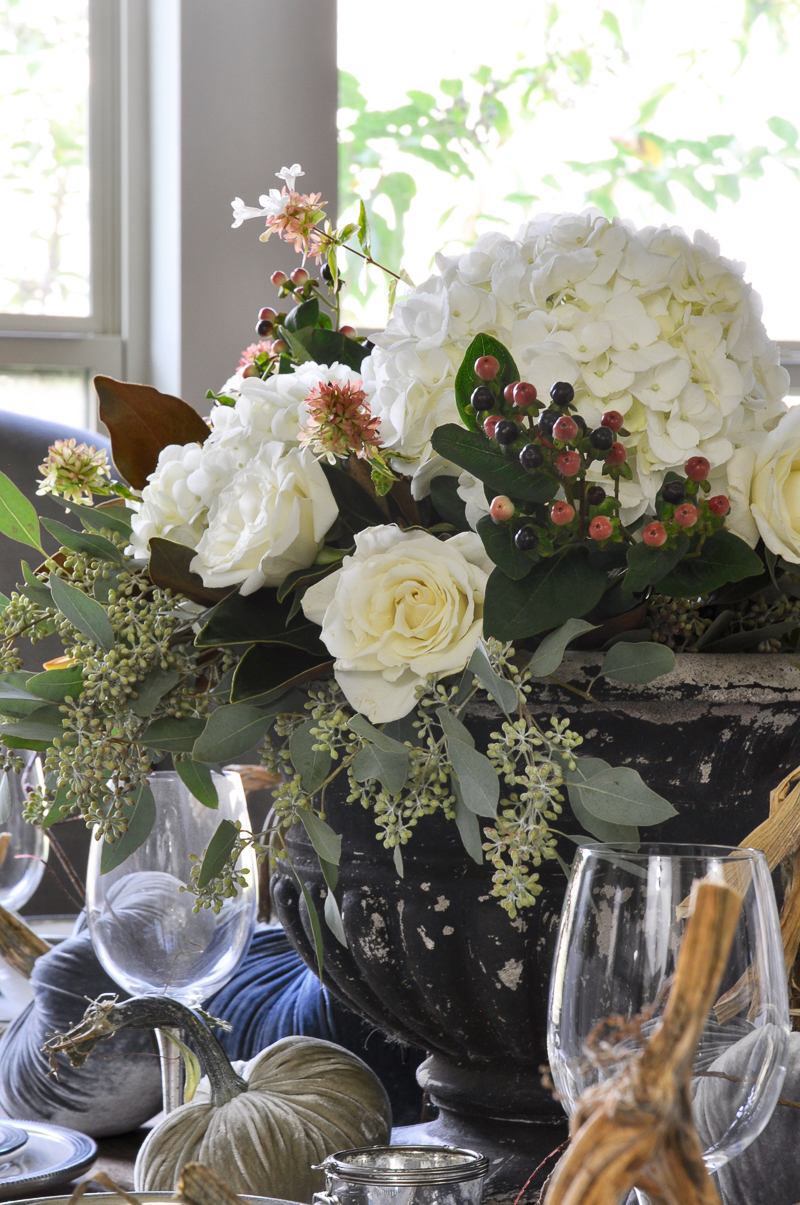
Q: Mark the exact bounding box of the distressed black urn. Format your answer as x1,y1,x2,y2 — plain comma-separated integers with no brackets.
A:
271,653,800,1203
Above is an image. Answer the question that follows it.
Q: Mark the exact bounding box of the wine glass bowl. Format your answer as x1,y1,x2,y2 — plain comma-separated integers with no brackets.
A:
547,842,789,1178
0,755,49,913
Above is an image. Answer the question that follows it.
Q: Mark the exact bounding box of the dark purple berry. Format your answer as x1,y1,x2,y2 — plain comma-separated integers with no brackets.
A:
589,426,614,451
515,525,539,552
550,381,575,407
322,264,334,282
256,318,273,337
573,414,587,435
538,409,560,437
662,480,686,505
471,385,495,412
586,485,606,506
519,443,544,470
495,419,520,446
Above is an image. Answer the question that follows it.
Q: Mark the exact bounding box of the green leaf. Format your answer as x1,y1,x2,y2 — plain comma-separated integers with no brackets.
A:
392,845,404,877
484,549,607,641
320,463,387,532
148,538,233,607
298,808,342,865
476,515,533,581
429,475,469,531
454,333,520,432
41,518,124,564
41,786,77,829
284,298,320,331
768,115,798,145
230,643,332,707
26,665,84,703
656,532,765,598
195,589,327,655
0,773,12,824
577,765,677,827
625,537,690,593
448,742,498,817
452,781,483,863
701,619,800,653
323,884,348,947
436,705,475,746
160,1029,203,1104
175,759,219,808
55,498,133,538
100,783,157,873
348,713,409,755
296,869,325,980
0,471,42,552
18,561,52,607
351,742,408,795
290,327,369,372
289,720,333,793
49,574,114,651
431,425,558,504
141,716,206,753
197,818,238,888
94,376,210,491
565,759,639,843
527,618,596,677
129,668,181,717
0,592,9,613
467,644,517,713
600,640,675,684
192,704,274,763
0,706,65,745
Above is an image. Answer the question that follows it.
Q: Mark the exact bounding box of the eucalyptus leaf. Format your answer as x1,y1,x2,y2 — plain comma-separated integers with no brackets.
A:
129,669,181,717
393,845,404,877
41,518,124,565
0,592,9,612
50,574,114,652
26,665,84,703
435,706,475,746
100,783,157,873
175,759,219,808
564,758,639,843
0,772,12,825
578,765,677,827
141,716,206,753
192,704,275,763
0,708,65,745
55,498,133,538
0,471,42,552
290,720,332,793
701,619,800,653
348,714,409,756
448,742,499,817
600,640,675,684
41,786,77,828
197,818,239,888
323,887,348,947
298,808,342,866
352,742,408,795
527,618,596,677
453,781,483,864
296,871,325,980
466,644,518,714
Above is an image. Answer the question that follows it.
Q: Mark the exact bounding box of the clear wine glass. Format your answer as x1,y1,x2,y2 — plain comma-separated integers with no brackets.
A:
0,755,49,1025
86,769,258,1111
547,843,789,1205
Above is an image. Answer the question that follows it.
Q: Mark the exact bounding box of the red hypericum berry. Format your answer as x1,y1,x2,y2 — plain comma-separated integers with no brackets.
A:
339,325,357,338
556,451,581,477
272,339,289,355
512,381,538,408
504,380,520,404
708,495,730,516
490,495,515,523
674,503,699,528
601,410,624,432
258,306,277,322
642,522,668,547
483,414,503,439
242,363,260,378
606,442,627,466
553,415,579,442
551,501,575,525
589,516,613,541
290,267,309,286
271,270,288,287
685,456,710,482
475,355,500,381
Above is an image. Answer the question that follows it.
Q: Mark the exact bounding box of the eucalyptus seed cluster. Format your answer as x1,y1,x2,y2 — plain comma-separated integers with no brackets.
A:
184,821,252,914
729,592,800,651
646,595,712,650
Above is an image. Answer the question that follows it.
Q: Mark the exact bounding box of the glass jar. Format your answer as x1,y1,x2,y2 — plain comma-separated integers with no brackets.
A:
314,1146,489,1205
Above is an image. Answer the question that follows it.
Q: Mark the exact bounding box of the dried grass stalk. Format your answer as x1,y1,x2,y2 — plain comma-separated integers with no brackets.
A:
543,880,742,1205
175,1161,242,1205
0,901,50,977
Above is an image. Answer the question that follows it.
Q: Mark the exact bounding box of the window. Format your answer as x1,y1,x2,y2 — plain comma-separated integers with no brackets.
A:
337,0,800,392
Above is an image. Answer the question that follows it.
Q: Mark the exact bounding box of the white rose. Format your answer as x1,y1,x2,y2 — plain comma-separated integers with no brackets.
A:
749,406,800,563
190,444,338,594
301,526,493,723
128,443,209,558
725,445,758,548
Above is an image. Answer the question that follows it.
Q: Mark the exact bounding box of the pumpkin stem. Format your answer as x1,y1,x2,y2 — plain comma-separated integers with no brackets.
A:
42,993,248,1104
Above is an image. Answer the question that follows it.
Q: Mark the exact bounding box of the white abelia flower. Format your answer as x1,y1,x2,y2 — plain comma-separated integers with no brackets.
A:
190,444,338,595
364,210,788,518
301,525,493,723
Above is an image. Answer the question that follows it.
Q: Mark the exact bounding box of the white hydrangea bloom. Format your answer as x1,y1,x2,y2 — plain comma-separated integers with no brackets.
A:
128,442,220,559
364,210,789,513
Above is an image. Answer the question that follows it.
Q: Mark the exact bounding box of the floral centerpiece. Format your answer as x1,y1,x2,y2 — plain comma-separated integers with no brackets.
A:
0,162,798,947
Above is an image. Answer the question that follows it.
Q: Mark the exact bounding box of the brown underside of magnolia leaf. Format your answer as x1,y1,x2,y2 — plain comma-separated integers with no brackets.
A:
94,376,211,489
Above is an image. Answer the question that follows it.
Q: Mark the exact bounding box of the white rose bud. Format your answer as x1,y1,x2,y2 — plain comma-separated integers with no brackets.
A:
750,406,800,563
302,525,493,723
190,443,338,594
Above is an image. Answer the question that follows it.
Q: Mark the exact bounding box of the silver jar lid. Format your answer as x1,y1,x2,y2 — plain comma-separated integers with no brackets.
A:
317,1146,490,1186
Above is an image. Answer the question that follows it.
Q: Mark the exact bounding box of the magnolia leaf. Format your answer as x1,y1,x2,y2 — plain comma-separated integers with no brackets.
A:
298,808,342,866
41,518,123,565
320,463,387,532
656,532,764,597
527,618,597,677
453,781,483,864
0,471,43,552
94,376,210,489
467,646,518,713
195,589,326,655
600,640,675,684
50,575,114,652
197,818,239,888
290,720,332,793
0,773,12,825
26,665,84,703
448,742,499,817
192,704,274,764
578,765,677,827
564,758,639,843
701,619,799,653
148,539,233,606
485,550,606,641
429,476,469,531
175,759,219,809
141,716,206,753
100,783,157,873
436,705,475,746
352,743,408,795
129,668,181,717
230,643,332,707
393,845,404,878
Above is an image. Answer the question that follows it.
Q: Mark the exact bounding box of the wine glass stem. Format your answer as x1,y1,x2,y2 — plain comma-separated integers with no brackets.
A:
156,1026,185,1114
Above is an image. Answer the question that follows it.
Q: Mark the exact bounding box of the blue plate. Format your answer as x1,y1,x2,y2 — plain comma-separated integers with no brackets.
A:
0,1120,96,1199
0,1125,25,1159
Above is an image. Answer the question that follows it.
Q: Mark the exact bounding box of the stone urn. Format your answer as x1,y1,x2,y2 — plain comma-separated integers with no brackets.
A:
270,654,800,1203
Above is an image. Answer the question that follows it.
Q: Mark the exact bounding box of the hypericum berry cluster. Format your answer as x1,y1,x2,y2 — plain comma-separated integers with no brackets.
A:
641,457,730,549
468,355,632,555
